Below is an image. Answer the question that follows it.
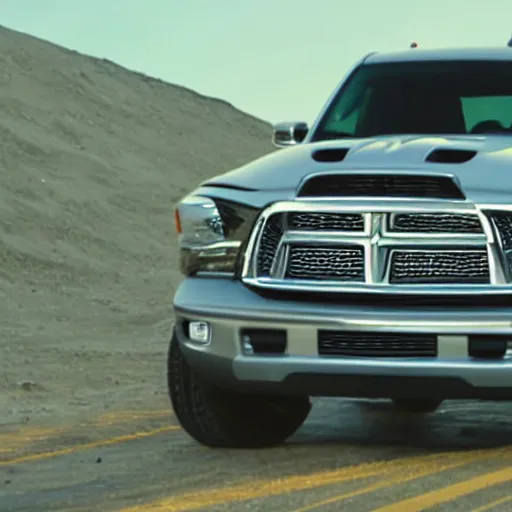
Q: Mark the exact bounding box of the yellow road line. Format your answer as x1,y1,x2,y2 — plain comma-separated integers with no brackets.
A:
97,410,172,424
119,448,507,512
0,426,69,453
0,409,172,454
291,452,505,512
0,426,180,466
372,466,512,512
471,495,512,512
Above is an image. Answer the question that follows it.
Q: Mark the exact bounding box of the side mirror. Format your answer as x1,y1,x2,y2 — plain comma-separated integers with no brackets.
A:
272,121,309,148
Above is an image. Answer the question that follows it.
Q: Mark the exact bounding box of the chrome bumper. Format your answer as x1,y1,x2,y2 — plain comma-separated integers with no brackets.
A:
173,277,512,397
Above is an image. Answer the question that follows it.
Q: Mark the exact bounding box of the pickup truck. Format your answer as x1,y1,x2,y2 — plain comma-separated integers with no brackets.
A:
169,45,512,448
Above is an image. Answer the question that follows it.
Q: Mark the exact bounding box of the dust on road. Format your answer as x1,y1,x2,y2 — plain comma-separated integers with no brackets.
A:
1,398,511,512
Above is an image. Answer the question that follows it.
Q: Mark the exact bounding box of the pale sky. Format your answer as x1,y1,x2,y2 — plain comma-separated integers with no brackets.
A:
2,0,511,124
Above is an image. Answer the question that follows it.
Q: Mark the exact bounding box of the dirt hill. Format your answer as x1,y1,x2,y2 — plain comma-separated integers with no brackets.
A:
0,25,273,427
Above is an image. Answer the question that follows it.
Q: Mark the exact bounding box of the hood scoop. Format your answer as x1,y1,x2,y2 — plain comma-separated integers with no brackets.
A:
297,173,466,200
312,148,350,163
425,148,478,164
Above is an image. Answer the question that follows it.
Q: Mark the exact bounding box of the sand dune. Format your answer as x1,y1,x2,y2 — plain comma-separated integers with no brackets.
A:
0,25,273,427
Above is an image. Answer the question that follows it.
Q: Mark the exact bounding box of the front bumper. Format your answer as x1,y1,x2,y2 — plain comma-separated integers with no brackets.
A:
173,277,512,399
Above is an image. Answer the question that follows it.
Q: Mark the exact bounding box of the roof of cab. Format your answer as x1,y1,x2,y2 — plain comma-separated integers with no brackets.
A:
364,47,512,64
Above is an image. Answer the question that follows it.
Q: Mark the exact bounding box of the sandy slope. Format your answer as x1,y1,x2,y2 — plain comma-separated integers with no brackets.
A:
0,25,273,428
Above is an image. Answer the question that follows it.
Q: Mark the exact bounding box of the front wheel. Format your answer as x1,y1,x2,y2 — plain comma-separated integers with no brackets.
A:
391,398,444,414
167,330,312,448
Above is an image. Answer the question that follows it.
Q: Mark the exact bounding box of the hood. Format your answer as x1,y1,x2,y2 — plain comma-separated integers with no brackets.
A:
203,135,512,204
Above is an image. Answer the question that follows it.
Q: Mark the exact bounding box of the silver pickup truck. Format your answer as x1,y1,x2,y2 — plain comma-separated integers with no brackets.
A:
169,45,512,448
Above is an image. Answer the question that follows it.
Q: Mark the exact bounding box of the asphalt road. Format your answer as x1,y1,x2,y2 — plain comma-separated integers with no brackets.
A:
1,398,511,512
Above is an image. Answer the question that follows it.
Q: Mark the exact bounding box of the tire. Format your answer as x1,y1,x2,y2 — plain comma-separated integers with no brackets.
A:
167,329,311,448
391,398,444,414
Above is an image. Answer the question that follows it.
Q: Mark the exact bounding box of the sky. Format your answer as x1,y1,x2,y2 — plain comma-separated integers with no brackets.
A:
2,0,512,124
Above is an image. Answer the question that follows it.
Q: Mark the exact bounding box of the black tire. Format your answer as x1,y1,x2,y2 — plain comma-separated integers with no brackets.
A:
167,330,311,448
391,398,444,414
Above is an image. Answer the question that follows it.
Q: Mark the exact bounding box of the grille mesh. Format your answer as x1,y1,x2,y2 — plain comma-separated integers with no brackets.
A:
489,211,512,278
288,212,364,232
491,212,512,251
286,245,365,281
256,213,283,276
318,331,438,357
389,250,490,284
391,213,483,233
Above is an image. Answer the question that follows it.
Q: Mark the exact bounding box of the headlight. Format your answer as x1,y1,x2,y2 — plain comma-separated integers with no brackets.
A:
174,195,259,276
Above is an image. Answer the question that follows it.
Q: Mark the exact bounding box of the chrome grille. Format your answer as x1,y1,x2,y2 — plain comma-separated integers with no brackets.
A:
390,213,483,233
389,250,490,284
318,331,437,358
243,199,512,295
286,245,365,281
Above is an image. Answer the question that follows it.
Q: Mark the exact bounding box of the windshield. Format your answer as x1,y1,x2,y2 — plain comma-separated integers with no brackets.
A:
311,60,512,141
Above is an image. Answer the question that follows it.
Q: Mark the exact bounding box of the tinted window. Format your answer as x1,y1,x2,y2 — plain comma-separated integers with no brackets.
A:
311,60,512,141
